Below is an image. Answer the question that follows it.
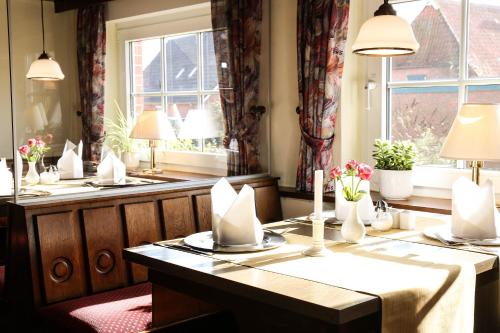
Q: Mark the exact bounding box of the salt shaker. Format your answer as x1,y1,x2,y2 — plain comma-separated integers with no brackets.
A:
372,200,393,231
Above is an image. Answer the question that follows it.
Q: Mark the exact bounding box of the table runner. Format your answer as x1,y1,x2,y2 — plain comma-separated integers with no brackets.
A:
211,229,476,333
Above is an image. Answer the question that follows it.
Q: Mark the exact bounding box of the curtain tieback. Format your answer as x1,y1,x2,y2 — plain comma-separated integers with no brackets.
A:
299,126,335,153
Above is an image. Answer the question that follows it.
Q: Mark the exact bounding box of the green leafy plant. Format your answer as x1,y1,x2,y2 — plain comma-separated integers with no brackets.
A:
104,101,135,154
372,139,416,171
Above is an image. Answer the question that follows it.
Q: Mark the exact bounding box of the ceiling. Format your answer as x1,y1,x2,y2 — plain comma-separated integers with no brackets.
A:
49,0,114,13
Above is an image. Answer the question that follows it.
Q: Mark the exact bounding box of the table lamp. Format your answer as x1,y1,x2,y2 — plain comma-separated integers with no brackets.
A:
130,110,176,174
178,109,220,140
440,103,500,185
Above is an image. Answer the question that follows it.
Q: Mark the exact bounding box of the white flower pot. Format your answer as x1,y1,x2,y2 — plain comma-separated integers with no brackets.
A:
122,152,140,171
378,169,413,200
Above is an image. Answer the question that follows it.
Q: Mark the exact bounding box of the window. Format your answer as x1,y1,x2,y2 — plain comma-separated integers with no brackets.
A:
387,0,500,168
128,31,225,155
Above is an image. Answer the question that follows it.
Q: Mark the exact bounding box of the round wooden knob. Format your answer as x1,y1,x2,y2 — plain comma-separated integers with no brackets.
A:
95,250,115,275
50,257,73,283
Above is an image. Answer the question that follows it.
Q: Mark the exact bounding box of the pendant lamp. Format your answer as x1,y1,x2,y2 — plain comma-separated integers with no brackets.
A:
352,0,419,56
26,0,65,80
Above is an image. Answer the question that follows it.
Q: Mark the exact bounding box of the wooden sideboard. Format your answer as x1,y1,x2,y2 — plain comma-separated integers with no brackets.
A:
5,175,282,312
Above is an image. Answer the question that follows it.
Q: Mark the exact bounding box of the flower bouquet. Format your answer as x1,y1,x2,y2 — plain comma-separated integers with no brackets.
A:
18,138,51,185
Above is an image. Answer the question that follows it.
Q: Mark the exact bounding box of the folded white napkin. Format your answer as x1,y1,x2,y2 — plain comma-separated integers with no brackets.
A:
452,177,500,239
335,178,375,221
97,153,126,185
57,140,84,179
211,178,264,246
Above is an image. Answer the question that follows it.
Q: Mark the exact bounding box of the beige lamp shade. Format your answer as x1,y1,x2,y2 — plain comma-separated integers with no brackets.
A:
352,15,420,56
178,109,220,139
440,104,500,161
130,110,176,141
26,53,65,81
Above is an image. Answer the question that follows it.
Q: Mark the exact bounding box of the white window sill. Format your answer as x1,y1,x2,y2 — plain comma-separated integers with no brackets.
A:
371,166,500,202
144,150,227,176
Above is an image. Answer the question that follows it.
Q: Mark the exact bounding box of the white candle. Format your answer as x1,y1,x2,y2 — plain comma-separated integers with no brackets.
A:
314,170,323,220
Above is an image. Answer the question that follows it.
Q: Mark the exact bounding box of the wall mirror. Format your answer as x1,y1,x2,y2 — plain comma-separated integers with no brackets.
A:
1,0,271,202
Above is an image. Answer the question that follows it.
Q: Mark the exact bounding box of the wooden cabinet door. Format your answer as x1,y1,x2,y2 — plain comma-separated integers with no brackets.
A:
162,197,196,239
194,194,212,232
123,202,161,283
82,206,127,293
36,212,86,304
255,186,283,223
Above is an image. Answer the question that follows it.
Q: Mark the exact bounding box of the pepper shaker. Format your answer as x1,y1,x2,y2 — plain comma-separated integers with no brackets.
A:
372,200,393,231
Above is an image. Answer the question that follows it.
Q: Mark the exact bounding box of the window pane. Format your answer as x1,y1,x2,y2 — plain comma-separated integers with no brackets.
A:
466,85,500,104
166,95,201,152
203,32,218,91
165,34,198,92
202,94,225,154
468,0,500,78
131,39,161,93
391,86,458,166
133,96,162,117
391,0,461,81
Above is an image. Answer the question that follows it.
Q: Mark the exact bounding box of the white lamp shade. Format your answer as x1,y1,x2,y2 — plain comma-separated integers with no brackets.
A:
129,110,176,141
352,15,420,56
440,104,500,161
26,56,65,81
178,109,220,139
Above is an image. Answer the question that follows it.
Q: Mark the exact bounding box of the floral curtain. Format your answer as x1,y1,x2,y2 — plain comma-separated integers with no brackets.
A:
211,0,264,176
77,4,106,163
296,0,350,192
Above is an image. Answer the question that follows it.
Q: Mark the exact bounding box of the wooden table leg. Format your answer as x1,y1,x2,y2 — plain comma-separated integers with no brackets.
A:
152,283,220,328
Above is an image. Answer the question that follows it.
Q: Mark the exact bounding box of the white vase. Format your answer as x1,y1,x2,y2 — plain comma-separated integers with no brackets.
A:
341,201,366,243
25,161,40,185
335,178,375,221
122,152,140,170
379,169,413,200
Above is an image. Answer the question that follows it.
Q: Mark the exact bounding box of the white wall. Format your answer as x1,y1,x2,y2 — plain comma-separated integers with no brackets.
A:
0,1,13,158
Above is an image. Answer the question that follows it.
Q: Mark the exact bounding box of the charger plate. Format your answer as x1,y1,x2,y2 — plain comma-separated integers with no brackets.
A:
423,225,500,246
183,230,286,253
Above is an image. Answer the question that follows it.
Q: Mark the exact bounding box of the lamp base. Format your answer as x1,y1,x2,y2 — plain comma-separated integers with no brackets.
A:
142,168,163,175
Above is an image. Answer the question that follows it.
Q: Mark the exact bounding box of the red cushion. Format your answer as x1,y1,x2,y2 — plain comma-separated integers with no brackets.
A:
0,266,5,296
0,265,4,295
38,283,152,333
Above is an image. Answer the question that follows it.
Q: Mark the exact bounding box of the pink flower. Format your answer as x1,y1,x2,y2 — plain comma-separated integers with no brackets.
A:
345,159,359,171
27,138,36,147
357,163,374,181
44,133,54,144
36,139,45,148
330,166,342,180
18,145,30,155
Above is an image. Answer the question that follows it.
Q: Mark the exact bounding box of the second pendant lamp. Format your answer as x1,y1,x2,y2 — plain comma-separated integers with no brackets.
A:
352,0,419,57
26,0,65,81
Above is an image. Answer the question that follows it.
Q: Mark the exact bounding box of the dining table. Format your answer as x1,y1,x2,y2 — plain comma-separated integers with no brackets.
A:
123,212,499,333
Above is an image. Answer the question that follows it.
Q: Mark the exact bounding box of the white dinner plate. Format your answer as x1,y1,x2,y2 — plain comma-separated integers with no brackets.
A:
423,225,500,246
183,230,286,253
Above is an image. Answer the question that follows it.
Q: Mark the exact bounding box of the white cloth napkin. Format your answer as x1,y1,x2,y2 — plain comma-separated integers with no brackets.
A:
335,178,375,221
211,178,264,246
451,177,500,239
97,153,126,185
57,140,84,179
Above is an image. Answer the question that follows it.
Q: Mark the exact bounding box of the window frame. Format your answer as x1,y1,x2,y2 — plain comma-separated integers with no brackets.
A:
366,0,500,199
112,3,228,176
127,30,222,154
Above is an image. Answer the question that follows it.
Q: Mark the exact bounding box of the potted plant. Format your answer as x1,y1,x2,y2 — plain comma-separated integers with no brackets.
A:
331,160,374,243
372,139,416,200
104,101,140,170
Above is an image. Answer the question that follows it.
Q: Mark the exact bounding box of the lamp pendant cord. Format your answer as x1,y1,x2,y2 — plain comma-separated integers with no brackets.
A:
40,0,45,53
